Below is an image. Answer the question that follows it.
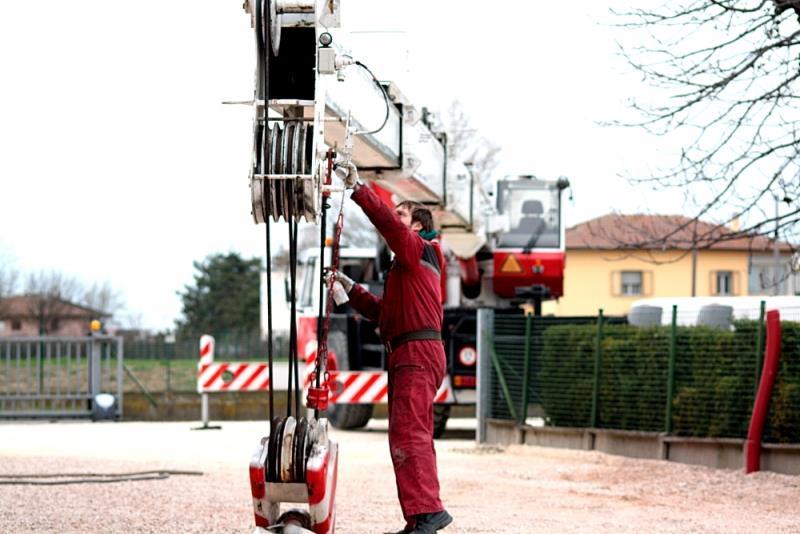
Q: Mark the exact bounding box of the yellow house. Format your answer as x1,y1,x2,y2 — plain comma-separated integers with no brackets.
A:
544,214,797,316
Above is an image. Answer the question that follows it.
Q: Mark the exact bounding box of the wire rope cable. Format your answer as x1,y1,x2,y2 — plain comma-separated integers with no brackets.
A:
353,60,391,136
286,187,299,418
256,0,276,426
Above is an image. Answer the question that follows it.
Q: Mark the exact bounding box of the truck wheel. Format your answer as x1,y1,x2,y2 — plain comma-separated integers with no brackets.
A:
325,331,374,430
327,402,374,430
433,404,450,439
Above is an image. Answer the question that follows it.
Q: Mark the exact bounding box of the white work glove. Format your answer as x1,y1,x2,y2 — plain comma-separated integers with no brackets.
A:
334,161,359,189
334,270,355,293
324,268,355,293
331,269,355,305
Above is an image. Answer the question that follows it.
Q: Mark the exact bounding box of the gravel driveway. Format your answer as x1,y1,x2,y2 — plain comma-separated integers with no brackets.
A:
1,420,798,533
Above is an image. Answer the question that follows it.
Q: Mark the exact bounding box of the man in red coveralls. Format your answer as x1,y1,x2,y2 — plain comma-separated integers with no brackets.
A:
333,161,452,534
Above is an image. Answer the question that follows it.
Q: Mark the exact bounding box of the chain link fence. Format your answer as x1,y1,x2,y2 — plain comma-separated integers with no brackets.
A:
489,306,800,443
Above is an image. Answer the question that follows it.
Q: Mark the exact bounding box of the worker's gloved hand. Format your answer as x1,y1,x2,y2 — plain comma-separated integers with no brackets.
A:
335,161,359,189
324,268,355,293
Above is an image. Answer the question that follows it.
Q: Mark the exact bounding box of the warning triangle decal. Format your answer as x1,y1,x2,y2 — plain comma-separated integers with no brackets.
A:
500,254,523,273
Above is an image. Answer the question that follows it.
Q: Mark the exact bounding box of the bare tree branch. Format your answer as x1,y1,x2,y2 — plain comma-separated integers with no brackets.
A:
0,258,19,317
442,99,502,193
21,271,120,334
82,281,124,315
611,0,800,255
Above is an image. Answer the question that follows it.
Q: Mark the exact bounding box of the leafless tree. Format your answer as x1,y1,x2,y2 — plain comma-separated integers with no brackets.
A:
0,258,19,316
82,281,124,316
442,99,502,194
23,271,83,334
612,0,800,251
23,271,121,334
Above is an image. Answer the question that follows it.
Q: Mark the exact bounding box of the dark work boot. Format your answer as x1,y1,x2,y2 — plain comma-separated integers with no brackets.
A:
410,510,453,533
383,521,414,534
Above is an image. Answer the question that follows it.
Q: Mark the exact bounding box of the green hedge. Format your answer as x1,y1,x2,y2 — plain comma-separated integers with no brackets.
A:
538,320,800,442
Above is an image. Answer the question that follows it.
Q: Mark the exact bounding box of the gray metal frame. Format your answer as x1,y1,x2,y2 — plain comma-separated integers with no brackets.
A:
476,308,493,444
0,335,123,419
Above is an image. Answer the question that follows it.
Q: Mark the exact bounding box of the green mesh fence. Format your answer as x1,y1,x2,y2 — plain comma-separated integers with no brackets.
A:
489,308,800,443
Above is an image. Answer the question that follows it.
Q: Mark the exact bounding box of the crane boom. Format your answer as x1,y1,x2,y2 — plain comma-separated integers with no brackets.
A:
242,0,493,257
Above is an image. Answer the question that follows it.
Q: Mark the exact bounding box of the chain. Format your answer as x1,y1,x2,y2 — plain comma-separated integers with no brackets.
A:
312,160,347,400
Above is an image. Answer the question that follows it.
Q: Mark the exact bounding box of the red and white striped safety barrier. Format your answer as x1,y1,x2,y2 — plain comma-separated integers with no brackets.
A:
303,368,455,404
198,334,289,394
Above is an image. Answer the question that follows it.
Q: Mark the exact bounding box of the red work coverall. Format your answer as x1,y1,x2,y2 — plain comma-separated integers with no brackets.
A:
347,184,446,522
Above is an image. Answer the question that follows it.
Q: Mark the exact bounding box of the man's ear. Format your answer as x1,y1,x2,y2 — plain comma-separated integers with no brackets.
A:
411,221,423,232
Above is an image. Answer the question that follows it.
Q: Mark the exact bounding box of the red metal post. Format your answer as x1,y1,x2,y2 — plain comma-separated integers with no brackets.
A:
744,309,782,474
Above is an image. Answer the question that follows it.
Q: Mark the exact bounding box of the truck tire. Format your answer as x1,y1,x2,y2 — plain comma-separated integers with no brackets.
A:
327,401,374,430
433,404,450,439
325,331,374,430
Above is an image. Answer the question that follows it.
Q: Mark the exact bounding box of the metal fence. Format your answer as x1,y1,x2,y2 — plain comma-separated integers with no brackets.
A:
486,306,800,443
126,331,289,361
0,335,123,419
122,331,289,393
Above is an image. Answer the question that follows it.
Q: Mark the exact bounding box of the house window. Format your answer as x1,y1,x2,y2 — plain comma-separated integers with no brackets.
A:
749,256,789,295
0,320,5,332
50,318,60,331
716,271,733,296
621,271,643,296
11,319,21,331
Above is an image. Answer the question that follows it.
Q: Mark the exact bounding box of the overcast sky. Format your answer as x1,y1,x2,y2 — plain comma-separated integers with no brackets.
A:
0,1,687,330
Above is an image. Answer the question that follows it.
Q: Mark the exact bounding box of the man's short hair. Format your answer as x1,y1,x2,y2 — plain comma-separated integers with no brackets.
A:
396,200,434,233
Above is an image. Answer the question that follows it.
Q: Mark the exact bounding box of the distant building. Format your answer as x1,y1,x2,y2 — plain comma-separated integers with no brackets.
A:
0,295,108,337
543,214,797,316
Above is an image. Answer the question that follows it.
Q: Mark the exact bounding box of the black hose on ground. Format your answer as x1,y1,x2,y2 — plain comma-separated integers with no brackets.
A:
0,470,204,485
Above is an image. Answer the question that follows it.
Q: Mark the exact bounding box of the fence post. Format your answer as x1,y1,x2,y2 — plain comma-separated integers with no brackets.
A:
520,313,533,424
590,309,604,428
116,337,124,419
754,300,766,396
89,336,102,411
665,304,677,434
192,334,221,430
166,350,172,395
476,308,494,444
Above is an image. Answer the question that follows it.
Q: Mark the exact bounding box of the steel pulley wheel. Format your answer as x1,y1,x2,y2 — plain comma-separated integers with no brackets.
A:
265,416,310,483
252,120,317,222
267,416,285,482
282,122,296,221
250,121,266,224
269,125,283,222
292,417,310,482
280,416,297,482
266,0,281,57
301,125,316,222
288,121,301,220
296,123,307,220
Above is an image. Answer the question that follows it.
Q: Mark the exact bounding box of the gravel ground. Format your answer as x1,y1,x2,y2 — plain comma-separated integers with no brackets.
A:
1,420,798,533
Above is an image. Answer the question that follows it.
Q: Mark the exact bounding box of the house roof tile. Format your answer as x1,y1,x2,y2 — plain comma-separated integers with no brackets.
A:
0,295,107,319
566,214,794,252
